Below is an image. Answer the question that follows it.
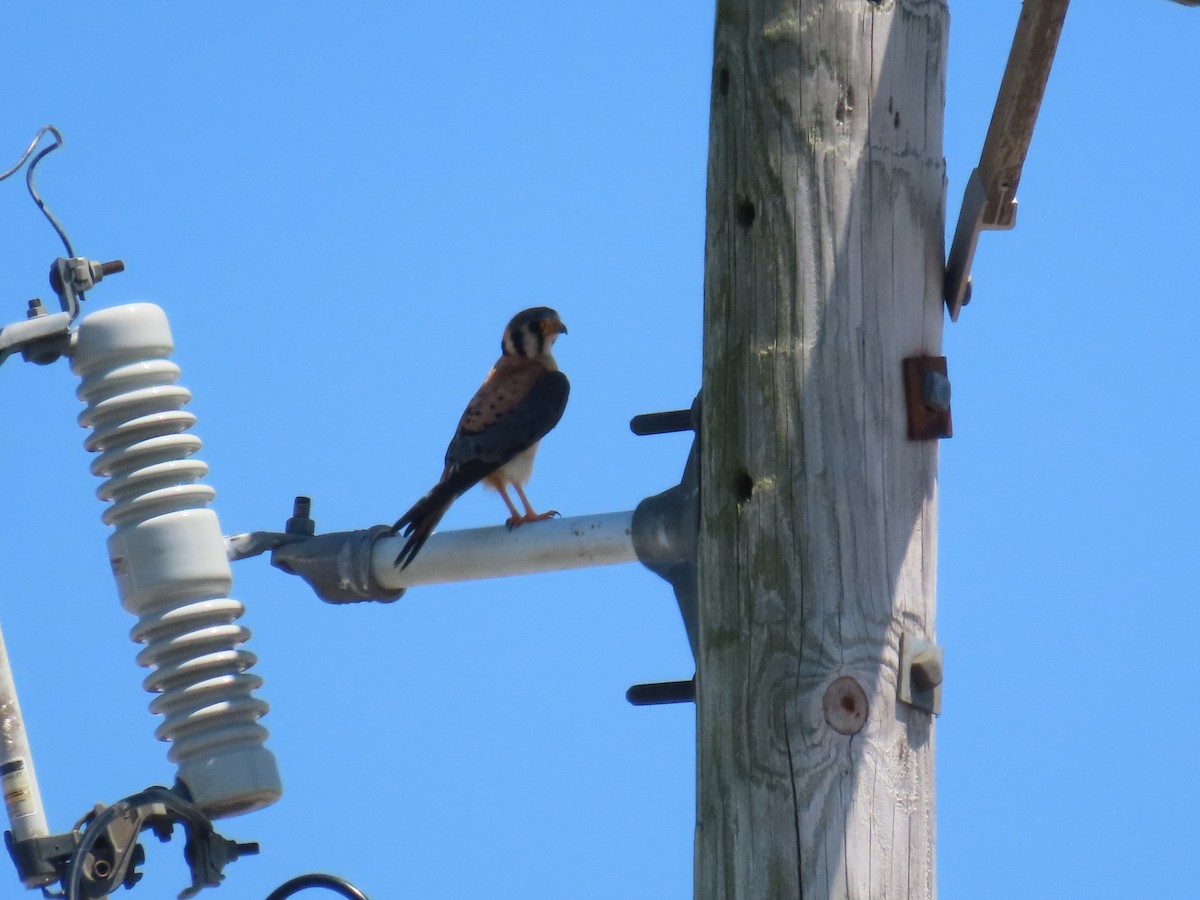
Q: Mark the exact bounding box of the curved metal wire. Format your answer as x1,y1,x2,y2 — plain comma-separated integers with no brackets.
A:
0,125,74,257
0,126,55,181
264,873,373,900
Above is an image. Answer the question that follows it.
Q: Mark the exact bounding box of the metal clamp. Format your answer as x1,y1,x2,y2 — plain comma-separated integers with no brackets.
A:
49,256,126,321
4,785,258,899
0,256,125,370
227,497,405,604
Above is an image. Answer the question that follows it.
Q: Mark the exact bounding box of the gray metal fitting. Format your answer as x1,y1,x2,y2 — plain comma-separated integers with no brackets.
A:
898,632,943,715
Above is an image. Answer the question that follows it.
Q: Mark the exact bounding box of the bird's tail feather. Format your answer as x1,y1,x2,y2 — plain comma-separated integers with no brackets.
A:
390,483,458,569
391,460,500,569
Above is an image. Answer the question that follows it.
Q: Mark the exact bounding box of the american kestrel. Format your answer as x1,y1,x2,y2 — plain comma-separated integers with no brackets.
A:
390,306,569,569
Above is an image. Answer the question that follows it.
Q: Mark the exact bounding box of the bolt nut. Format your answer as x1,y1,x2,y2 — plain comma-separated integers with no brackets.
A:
919,370,951,413
910,649,944,692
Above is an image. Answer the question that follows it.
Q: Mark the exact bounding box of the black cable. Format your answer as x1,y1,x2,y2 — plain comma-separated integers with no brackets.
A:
264,873,372,900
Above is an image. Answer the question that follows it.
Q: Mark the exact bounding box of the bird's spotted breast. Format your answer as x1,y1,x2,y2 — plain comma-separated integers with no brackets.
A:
458,357,546,434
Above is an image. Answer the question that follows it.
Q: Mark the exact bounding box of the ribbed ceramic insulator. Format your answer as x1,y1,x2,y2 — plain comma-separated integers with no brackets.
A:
72,303,281,818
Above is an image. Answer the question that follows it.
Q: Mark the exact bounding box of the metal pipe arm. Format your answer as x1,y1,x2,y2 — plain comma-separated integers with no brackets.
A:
262,512,637,604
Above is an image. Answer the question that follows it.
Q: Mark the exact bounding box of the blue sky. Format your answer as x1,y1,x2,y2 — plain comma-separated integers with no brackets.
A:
2,2,1197,898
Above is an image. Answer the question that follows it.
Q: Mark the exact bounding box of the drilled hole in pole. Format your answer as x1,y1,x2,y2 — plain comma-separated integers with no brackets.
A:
733,468,753,506
735,197,756,228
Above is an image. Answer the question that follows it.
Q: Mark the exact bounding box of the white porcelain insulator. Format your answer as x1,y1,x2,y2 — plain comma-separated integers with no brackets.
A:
71,303,281,818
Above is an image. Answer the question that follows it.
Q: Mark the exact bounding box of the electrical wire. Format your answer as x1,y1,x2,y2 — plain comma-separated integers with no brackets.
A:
264,873,373,900
0,125,75,257
0,127,53,181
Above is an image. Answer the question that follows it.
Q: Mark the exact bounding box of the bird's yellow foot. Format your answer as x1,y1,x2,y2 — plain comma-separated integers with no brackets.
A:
506,510,560,529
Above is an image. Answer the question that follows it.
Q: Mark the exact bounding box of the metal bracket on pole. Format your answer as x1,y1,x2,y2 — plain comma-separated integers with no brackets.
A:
629,397,700,659
232,405,703,702
902,356,953,441
627,396,700,705
944,0,1071,321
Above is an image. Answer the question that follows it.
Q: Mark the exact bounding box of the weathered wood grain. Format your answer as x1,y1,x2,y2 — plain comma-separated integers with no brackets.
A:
697,1,948,897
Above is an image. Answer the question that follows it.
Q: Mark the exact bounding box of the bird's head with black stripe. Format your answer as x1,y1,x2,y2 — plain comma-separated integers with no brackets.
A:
501,306,568,363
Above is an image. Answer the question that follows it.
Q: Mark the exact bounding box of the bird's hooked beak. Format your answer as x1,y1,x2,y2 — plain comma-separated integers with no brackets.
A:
541,317,568,337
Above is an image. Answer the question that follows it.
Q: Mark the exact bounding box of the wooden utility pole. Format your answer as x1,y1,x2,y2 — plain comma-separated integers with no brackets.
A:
697,1,948,898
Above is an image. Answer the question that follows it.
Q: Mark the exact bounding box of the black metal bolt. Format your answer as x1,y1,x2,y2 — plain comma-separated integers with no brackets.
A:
285,496,315,536
630,408,694,436
26,298,46,318
627,678,695,706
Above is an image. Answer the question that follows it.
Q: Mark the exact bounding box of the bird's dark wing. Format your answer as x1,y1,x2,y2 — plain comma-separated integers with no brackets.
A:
390,364,569,569
444,366,569,471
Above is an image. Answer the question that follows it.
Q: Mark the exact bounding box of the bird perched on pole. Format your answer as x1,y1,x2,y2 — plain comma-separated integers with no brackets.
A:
390,307,570,569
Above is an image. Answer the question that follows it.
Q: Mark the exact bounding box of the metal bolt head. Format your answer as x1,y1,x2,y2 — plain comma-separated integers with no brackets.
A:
898,632,943,715
910,649,944,692
919,370,951,413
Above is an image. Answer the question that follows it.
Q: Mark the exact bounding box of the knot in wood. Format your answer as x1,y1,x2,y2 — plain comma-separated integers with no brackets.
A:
823,675,868,735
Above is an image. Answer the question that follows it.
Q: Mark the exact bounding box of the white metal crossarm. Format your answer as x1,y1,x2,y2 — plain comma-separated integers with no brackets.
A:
376,511,637,589
257,511,641,603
